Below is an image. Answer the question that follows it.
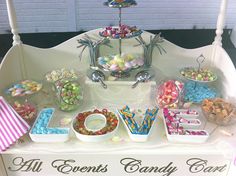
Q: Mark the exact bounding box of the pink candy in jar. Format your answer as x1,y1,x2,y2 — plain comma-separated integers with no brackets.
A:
12,101,37,126
156,80,184,108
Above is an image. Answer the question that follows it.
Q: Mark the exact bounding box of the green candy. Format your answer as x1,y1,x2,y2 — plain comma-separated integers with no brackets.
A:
55,79,82,111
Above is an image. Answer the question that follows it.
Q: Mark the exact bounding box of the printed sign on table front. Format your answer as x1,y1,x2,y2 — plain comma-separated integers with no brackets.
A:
2,154,231,176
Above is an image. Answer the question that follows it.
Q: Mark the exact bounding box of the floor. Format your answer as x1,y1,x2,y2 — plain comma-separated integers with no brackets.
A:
0,29,236,67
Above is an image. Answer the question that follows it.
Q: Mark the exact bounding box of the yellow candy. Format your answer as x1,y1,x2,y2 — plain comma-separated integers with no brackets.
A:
125,54,134,61
109,60,116,65
114,55,121,61
118,62,124,68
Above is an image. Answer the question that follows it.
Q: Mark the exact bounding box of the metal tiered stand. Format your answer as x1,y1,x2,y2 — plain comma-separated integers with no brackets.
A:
98,0,143,78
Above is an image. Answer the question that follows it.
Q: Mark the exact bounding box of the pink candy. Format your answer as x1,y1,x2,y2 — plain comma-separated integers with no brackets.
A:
163,108,204,136
156,80,184,108
100,25,141,39
185,130,207,135
177,110,198,115
169,129,207,135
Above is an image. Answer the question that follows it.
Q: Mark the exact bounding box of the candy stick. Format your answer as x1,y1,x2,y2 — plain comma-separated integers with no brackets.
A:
119,109,138,133
139,108,158,134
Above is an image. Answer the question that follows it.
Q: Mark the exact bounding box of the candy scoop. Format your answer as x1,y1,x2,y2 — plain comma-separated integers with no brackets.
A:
91,70,107,89
132,70,153,88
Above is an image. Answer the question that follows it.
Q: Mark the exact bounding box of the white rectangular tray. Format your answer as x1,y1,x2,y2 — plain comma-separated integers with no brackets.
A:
162,115,209,144
29,108,70,143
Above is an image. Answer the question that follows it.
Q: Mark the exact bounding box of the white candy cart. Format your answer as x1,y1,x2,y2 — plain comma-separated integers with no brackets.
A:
0,0,236,176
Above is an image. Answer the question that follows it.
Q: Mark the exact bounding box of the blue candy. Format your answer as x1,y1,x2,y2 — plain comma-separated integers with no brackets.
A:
31,108,69,135
184,81,217,103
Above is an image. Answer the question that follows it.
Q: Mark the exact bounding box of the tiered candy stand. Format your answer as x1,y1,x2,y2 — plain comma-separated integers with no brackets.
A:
1,0,236,176
100,0,141,55
98,0,144,78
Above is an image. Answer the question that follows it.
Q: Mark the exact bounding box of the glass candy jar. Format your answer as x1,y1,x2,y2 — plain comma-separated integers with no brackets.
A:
4,80,42,126
53,78,83,112
156,79,184,109
11,100,37,126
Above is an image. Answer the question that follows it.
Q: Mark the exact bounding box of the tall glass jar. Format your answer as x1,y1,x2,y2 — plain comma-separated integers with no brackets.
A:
156,79,184,109
4,80,42,126
53,78,83,112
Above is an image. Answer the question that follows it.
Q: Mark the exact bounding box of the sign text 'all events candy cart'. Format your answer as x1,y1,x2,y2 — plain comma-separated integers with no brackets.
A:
5,156,229,176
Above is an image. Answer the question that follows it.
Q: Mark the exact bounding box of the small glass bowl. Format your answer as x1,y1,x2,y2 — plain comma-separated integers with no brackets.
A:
44,68,79,83
180,67,217,83
97,53,144,78
201,98,236,126
5,80,42,98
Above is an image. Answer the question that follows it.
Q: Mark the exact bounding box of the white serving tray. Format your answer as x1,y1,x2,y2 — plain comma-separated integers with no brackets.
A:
117,108,158,142
29,130,70,143
165,130,209,144
29,108,70,143
178,119,201,129
162,116,209,144
168,109,199,119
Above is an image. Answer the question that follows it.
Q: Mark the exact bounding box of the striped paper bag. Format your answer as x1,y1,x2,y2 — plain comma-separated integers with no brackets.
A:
0,96,30,152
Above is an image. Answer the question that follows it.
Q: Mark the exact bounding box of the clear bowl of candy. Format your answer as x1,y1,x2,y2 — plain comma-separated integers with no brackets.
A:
104,0,137,8
53,78,83,112
180,67,217,83
5,80,42,98
45,68,78,83
99,25,142,39
4,80,42,114
11,100,37,126
72,109,119,142
155,80,184,109
201,98,236,126
97,53,144,77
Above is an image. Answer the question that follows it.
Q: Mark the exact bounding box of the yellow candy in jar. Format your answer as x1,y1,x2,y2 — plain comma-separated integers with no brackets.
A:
114,54,121,61
118,62,125,68
116,58,124,64
109,59,116,65
125,54,134,61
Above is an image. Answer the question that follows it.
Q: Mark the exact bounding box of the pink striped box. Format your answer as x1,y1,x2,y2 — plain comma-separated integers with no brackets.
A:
0,96,30,152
